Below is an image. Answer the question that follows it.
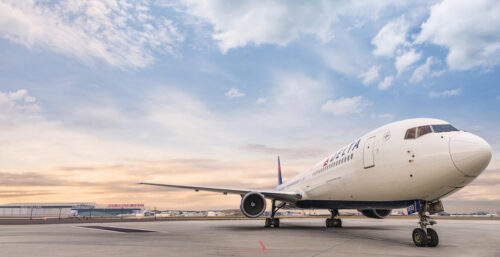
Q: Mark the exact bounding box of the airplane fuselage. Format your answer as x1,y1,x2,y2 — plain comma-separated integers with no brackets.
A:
276,118,492,210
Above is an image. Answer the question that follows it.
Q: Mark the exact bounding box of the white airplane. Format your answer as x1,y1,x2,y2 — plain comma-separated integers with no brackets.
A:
140,118,492,247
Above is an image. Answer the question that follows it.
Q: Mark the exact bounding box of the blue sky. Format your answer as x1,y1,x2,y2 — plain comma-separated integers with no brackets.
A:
0,0,499,211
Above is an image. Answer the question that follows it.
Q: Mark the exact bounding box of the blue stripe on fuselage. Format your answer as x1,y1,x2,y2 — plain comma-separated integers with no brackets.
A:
295,200,411,209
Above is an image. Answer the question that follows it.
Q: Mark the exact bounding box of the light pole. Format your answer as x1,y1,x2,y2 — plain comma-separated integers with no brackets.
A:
30,205,34,220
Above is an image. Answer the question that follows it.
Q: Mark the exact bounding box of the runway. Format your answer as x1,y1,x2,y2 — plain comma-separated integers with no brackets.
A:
0,218,499,257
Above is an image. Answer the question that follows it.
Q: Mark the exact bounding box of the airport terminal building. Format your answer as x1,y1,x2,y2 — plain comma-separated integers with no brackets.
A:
0,203,145,218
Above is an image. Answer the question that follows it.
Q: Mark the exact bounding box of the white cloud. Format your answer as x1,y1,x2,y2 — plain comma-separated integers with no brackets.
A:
321,96,371,116
145,89,222,144
225,88,245,99
24,96,36,103
395,49,421,75
317,29,371,76
179,1,337,53
428,88,461,98
0,1,184,68
372,16,409,57
68,105,128,129
360,65,380,85
241,72,329,129
256,97,267,104
7,89,27,100
378,76,394,90
371,113,394,119
178,1,412,54
0,89,40,114
431,69,446,78
410,57,435,83
416,0,500,71
271,73,324,114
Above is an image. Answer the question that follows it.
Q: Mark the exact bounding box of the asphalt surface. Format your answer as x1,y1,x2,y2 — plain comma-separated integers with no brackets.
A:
0,218,498,257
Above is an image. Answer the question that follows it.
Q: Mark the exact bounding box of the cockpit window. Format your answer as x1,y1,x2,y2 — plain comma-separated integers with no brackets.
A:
417,125,432,138
404,128,416,139
432,124,459,133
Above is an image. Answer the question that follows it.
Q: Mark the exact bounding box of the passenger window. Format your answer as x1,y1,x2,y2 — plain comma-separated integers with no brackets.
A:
405,128,416,139
417,126,432,138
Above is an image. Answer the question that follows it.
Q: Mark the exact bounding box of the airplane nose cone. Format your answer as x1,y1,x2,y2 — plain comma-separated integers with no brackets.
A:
449,132,492,176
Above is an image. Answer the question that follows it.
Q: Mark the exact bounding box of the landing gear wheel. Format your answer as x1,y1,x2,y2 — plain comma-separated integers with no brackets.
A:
326,209,342,228
273,218,280,228
264,217,280,228
333,219,342,228
412,228,428,247
326,218,342,228
265,218,271,228
265,200,284,228
426,228,439,247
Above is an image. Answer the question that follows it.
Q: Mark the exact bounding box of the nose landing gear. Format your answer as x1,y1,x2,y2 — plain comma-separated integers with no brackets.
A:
326,209,342,228
412,201,440,247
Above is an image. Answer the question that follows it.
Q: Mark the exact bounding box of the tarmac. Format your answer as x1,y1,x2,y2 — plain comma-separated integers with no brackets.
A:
0,218,499,257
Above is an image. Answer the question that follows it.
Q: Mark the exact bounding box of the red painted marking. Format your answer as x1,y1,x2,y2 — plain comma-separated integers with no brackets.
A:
259,240,267,252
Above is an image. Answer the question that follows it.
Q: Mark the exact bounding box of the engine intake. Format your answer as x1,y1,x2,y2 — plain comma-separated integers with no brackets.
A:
240,192,266,218
359,209,391,219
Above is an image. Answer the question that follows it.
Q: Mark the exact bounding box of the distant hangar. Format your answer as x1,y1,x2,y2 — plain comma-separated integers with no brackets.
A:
0,203,144,218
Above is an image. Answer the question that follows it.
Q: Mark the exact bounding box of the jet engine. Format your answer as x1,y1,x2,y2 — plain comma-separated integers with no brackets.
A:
240,192,267,218
359,209,391,219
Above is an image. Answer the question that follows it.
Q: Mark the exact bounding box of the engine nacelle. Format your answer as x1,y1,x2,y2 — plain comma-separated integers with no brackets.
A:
240,192,266,218
359,209,391,219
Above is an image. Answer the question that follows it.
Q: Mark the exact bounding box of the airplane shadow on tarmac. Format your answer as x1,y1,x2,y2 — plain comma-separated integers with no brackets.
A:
219,222,413,247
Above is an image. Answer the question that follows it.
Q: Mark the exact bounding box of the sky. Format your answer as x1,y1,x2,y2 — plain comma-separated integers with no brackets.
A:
0,0,499,212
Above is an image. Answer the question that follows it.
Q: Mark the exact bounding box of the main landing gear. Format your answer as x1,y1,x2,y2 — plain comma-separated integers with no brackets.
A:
265,200,285,228
412,201,440,247
326,209,342,228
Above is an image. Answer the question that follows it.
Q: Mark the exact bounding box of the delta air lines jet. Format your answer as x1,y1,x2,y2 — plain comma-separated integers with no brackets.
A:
140,118,492,247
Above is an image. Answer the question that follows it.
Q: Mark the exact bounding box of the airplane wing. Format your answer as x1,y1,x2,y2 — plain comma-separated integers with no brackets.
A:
138,182,302,202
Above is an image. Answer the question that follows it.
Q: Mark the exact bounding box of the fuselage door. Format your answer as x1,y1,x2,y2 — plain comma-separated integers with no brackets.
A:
363,136,376,169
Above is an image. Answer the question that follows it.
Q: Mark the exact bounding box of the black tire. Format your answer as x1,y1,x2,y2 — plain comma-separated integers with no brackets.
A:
413,228,428,247
427,228,439,247
333,219,342,228
264,218,271,228
273,218,280,228
326,219,331,228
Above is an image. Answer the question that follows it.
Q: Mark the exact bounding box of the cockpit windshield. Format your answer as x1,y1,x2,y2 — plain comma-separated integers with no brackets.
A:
405,128,416,139
404,124,459,139
417,125,432,138
432,124,459,133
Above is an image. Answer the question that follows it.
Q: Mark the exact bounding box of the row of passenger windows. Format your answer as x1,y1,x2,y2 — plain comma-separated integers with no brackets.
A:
313,153,354,176
404,124,459,139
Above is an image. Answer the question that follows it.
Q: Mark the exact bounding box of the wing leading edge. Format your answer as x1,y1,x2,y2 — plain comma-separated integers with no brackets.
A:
138,182,302,202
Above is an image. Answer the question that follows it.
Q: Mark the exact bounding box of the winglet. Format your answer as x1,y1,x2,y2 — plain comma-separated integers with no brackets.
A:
278,156,283,185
